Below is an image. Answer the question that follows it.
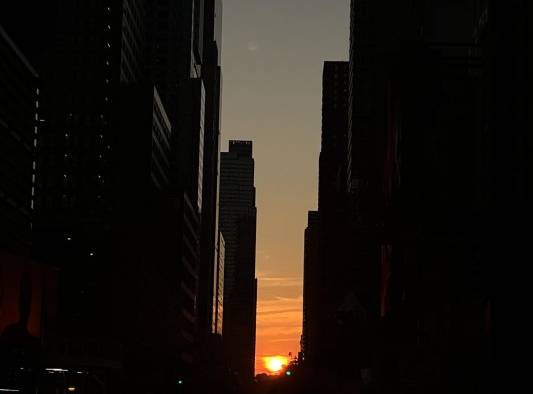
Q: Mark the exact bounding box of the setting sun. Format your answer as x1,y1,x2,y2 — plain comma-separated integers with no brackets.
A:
263,356,289,374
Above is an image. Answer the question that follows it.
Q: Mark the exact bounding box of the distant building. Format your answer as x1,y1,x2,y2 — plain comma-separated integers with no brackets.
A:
302,61,355,371
220,140,257,381
301,211,320,364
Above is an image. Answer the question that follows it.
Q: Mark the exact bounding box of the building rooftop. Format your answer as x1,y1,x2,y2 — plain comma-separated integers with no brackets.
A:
229,140,253,157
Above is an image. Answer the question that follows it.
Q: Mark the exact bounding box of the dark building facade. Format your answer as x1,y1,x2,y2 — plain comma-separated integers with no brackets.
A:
302,61,369,383
31,0,147,346
146,1,224,350
335,0,532,393
147,0,205,209
301,211,320,364
21,0,198,389
219,140,257,381
1,0,229,392
112,83,195,387
145,2,205,356
302,1,531,392
198,0,224,343
0,25,38,256
0,24,49,388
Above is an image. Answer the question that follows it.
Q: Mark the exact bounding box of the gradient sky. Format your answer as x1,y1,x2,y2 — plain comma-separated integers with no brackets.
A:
220,0,350,374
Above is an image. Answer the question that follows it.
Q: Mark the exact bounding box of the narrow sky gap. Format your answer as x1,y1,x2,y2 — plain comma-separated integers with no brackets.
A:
221,0,349,374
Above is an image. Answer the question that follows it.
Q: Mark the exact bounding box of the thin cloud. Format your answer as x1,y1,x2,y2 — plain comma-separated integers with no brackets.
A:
259,276,301,288
257,295,303,312
257,308,302,316
256,296,302,343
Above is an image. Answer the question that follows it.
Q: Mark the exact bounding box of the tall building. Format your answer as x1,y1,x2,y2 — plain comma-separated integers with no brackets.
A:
319,61,349,213
198,0,224,342
146,2,225,370
1,0,229,390
459,2,530,392
219,140,257,381
303,61,366,378
0,25,54,386
32,0,147,341
342,1,511,392
301,211,320,365
145,0,206,207
0,25,38,256
317,61,359,371
22,2,188,389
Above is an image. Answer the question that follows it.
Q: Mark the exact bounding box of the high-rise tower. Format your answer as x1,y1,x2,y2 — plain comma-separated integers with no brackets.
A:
219,140,257,381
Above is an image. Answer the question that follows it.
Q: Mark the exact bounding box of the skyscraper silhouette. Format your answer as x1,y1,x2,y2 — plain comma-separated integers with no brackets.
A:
219,140,257,382
0,0,227,390
198,0,225,343
301,211,320,365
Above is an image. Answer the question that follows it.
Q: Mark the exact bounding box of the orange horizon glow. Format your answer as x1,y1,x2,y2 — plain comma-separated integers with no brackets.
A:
255,295,303,375
263,355,289,374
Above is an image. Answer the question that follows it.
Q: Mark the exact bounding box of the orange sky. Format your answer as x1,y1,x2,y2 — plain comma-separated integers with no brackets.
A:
220,0,350,375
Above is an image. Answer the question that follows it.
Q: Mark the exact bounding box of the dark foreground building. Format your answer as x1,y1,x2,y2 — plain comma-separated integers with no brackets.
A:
2,1,230,393
0,23,53,391
197,0,224,345
219,141,258,382
303,1,531,393
342,1,530,393
0,24,38,256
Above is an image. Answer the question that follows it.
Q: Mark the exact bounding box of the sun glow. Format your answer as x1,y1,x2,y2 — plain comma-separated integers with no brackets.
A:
263,356,289,374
